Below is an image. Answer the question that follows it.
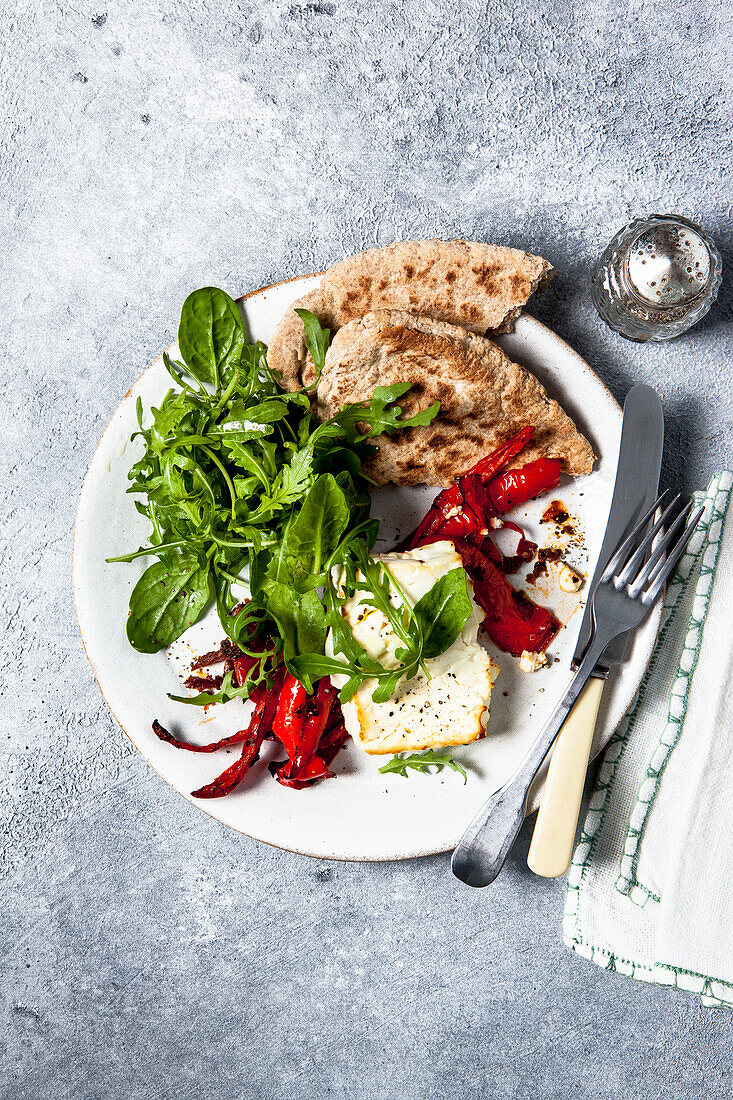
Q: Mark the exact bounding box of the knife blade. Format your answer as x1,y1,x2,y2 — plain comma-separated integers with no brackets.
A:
527,384,664,878
572,384,664,675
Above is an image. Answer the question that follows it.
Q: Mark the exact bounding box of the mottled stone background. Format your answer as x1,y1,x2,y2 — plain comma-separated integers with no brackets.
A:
2,1,732,1097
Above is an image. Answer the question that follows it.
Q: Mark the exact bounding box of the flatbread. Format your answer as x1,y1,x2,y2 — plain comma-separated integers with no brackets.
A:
268,239,553,390
316,310,595,486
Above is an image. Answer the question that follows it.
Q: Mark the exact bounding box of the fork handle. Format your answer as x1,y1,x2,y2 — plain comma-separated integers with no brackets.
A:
451,630,611,887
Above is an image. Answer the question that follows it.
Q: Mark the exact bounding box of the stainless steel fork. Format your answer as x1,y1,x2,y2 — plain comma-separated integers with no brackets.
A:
451,490,705,888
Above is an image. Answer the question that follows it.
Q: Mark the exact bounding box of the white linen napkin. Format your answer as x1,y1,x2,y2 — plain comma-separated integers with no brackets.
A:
564,471,733,1007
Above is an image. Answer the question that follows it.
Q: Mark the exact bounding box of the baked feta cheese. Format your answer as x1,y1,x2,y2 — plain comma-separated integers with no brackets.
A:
327,541,498,755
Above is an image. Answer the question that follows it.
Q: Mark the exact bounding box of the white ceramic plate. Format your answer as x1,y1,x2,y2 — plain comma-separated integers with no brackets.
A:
74,275,661,861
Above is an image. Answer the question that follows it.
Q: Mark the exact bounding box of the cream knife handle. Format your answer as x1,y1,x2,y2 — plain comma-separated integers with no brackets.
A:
527,677,605,878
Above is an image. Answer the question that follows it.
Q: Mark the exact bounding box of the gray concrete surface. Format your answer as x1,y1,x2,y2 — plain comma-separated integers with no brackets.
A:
2,1,732,1097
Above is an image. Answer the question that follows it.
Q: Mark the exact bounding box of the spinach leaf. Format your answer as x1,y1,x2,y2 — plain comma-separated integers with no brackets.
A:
178,287,245,390
294,308,330,384
267,583,327,667
276,473,350,586
412,567,473,659
126,558,211,652
378,750,467,783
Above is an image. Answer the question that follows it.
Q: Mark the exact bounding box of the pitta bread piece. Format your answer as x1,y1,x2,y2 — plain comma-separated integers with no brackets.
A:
264,288,337,392
268,239,553,389
317,310,595,486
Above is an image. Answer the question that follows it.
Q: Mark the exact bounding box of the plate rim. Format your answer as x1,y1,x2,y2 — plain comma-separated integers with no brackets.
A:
73,274,661,861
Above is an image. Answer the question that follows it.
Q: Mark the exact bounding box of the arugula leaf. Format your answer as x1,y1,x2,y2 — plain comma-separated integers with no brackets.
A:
147,391,194,452
378,750,467,783
329,383,440,441
294,308,330,384
348,542,418,658
169,668,258,707
126,558,211,652
316,554,464,704
288,652,353,680
178,287,245,390
240,400,290,424
255,446,314,517
412,567,473,659
286,569,385,701
211,399,278,439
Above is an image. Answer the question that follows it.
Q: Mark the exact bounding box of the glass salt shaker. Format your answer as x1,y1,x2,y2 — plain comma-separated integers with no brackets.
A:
592,214,722,342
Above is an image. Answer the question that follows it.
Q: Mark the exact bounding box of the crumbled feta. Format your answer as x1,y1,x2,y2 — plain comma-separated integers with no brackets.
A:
557,562,584,593
519,649,548,673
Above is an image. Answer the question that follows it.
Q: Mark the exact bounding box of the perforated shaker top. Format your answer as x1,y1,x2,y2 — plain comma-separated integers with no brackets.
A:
626,221,711,307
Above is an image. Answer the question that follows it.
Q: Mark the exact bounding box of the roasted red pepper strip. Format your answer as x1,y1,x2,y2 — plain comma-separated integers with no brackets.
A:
318,717,350,769
464,530,504,565
485,598,559,655
452,538,560,656
232,653,258,686
258,665,287,737
271,754,334,789
269,683,347,788
272,673,308,762
190,689,269,799
494,520,538,574
414,525,505,568
191,741,261,798
401,427,534,549
487,457,562,514
421,474,489,541
454,473,493,528
231,631,278,686
187,667,286,799
290,678,338,777
152,712,263,754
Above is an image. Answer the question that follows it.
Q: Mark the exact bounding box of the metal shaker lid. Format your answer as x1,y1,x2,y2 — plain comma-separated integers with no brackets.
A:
625,219,712,308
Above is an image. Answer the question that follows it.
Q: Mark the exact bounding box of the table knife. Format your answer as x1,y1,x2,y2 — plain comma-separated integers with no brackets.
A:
527,384,664,877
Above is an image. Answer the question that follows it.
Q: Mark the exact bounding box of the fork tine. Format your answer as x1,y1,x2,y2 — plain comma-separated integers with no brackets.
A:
614,493,685,588
640,505,705,605
627,498,694,597
601,490,676,583
644,499,700,586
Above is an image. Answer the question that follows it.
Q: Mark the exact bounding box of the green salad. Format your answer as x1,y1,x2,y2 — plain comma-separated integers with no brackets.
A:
109,287,475,708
